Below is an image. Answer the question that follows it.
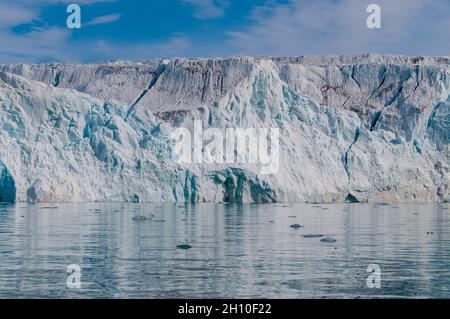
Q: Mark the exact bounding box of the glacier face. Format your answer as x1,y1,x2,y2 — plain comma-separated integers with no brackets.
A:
0,54,449,203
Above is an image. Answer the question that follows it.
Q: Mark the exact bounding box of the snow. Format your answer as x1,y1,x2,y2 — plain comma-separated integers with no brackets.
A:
0,55,448,203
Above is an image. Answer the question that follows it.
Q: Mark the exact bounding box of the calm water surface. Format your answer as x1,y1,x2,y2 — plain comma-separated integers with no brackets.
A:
0,203,449,298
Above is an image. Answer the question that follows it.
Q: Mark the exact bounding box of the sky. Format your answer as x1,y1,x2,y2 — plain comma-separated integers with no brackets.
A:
0,0,450,63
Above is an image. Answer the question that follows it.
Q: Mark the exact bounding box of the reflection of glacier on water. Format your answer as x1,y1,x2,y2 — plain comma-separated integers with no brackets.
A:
0,203,449,298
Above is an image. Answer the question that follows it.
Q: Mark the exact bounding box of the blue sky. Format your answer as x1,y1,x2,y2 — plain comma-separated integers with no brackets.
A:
1,0,450,63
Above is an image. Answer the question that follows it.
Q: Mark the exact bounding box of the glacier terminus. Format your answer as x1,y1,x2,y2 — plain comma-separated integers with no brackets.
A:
0,54,449,204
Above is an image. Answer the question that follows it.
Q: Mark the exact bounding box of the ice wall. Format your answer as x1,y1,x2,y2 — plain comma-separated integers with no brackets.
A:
0,55,448,203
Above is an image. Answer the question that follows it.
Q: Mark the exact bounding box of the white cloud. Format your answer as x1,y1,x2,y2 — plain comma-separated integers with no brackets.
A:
0,27,73,63
183,0,229,19
0,0,188,63
92,34,191,61
226,0,450,56
85,14,122,26
2,0,450,63
0,3,38,29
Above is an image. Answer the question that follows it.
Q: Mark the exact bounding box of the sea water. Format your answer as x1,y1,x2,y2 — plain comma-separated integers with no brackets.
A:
0,203,449,299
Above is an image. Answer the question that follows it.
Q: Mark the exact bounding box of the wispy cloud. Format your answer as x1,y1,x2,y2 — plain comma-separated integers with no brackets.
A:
0,0,121,63
0,3,37,29
92,34,191,61
2,0,450,63
85,14,122,26
0,27,72,63
226,0,450,56
0,0,189,63
183,0,228,19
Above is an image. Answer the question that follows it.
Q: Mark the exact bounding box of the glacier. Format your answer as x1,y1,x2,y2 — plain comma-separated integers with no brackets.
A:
0,54,449,203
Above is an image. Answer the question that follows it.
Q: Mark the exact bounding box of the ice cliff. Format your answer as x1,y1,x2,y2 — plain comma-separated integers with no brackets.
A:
0,54,449,203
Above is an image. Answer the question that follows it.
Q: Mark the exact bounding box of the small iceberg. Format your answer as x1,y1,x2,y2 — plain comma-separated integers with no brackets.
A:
320,237,337,243
177,244,192,250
